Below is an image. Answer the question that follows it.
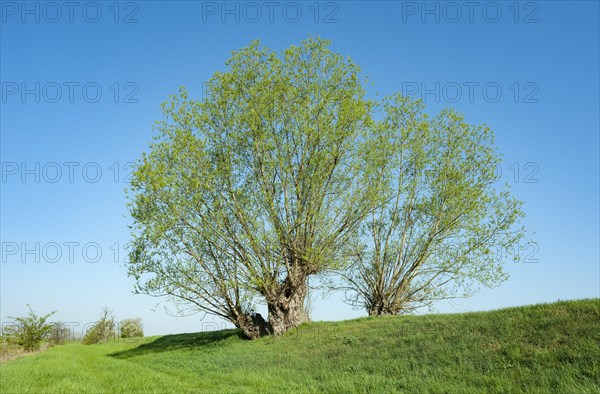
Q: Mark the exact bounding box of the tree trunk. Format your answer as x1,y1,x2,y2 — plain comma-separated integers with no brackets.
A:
234,276,310,339
367,295,398,316
368,305,395,316
267,278,309,335
235,313,270,340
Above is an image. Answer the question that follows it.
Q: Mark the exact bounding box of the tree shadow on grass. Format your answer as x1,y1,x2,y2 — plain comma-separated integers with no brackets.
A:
110,329,244,359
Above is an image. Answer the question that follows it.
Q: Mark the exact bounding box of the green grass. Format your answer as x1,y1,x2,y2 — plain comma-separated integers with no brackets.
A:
1,299,598,393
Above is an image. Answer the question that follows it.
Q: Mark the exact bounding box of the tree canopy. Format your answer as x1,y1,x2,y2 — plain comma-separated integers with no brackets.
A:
341,95,524,315
127,37,525,339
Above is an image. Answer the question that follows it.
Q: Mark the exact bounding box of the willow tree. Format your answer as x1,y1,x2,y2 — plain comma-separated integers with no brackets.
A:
127,38,380,338
342,95,525,315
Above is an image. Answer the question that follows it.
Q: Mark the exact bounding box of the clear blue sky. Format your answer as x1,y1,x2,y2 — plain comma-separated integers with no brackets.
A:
1,1,598,336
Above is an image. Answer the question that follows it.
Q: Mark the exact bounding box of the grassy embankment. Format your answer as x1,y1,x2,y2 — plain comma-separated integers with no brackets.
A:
1,299,598,393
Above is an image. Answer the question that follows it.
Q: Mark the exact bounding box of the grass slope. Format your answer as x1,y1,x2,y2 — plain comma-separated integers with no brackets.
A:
1,299,598,393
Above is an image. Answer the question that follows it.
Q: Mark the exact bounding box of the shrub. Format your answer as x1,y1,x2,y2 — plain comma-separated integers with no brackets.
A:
120,318,144,338
0,334,22,361
48,322,71,345
6,305,56,352
83,307,116,345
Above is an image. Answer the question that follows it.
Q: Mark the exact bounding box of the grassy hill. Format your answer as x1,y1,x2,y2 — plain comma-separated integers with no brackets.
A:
1,299,598,393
